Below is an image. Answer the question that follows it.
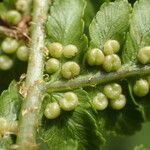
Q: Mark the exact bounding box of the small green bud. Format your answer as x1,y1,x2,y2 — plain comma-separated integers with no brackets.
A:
104,83,122,100
63,44,78,58
87,48,105,66
0,55,13,70
59,92,78,111
92,93,108,110
133,79,149,97
44,102,61,119
103,40,120,55
47,42,63,58
137,46,150,64
16,45,29,61
110,94,126,110
61,61,80,79
16,0,28,13
45,58,60,74
1,38,19,54
5,10,22,25
103,54,121,72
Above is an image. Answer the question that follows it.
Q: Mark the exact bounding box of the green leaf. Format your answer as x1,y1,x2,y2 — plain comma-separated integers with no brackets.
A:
122,0,150,64
86,82,144,136
0,81,21,121
89,0,131,49
3,0,16,9
38,90,105,150
0,3,7,18
46,0,87,52
0,136,13,150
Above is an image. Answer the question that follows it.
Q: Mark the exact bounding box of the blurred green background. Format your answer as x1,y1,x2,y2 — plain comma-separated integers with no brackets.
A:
104,122,150,150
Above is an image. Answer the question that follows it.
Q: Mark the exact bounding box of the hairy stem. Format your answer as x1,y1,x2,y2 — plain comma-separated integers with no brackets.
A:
17,0,49,149
44,65,150,93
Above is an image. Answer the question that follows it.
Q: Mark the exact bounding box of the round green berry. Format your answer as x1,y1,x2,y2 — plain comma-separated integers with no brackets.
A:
103,40,120,55
61,61,80,79
47,42,63,58
59,92,78,111
103,54,121,72
0,55,13,70
87,48,105,66
44,102,61,119
137,46,150,64
1,38,19,54
133,79,149,97
63,44,78,58
92,93,108,110
16,45,29,61
16,0,28,13
45,58,60,74
110,94,126,110
104,83,122,100
5,10,22,25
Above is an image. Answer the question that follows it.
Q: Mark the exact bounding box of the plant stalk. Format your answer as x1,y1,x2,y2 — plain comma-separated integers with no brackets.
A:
17,0,49,149
44,65,150,93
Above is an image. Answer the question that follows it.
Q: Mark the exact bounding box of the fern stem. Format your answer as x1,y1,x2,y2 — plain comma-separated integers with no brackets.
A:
45,65,150,93
17,0,49,149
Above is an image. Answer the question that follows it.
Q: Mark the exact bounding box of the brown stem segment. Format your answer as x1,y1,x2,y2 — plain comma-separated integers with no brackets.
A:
16,0,49,149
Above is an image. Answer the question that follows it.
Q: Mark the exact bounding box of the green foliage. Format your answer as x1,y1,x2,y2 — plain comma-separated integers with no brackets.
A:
38,90,105,150
89,0,131,49
0,81,21,149
1,0,150,149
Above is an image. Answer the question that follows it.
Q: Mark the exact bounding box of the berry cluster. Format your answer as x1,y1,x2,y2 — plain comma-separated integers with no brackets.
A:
44,92,78,119
87,40,121,72
0,1,30,71
0,38,29,71
45,42,80,79
92,83,126,110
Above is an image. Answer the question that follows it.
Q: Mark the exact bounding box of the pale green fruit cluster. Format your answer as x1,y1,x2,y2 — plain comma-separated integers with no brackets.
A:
46,42,80,78
104,83,126,110
16,45,29,61
133,78,149,97
61,61,80,79
2,10,22,25
0,38,29,70
44,102,61,119
87,48,105,66
45,58,60,74
44,92,78,119
59,92,78,111
92,92,108,110
47,42,78,59
137,46,150,64
87,40,121,72
92,83,126,111
0,55,14,71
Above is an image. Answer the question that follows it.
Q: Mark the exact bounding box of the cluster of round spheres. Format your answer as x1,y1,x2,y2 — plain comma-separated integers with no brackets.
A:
0,2,29,71
45,42,80,79
44,92,79,119
87,40,121,72
92,83,126,110
0,38,29,71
